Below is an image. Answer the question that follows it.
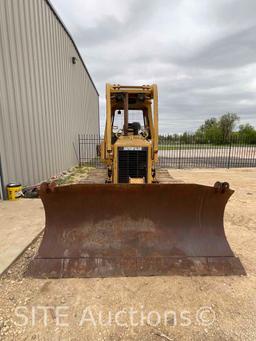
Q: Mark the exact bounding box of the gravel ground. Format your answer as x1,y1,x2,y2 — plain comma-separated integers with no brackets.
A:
0,168,256,341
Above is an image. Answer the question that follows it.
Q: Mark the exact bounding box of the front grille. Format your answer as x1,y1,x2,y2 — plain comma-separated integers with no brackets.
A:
118,148,148,183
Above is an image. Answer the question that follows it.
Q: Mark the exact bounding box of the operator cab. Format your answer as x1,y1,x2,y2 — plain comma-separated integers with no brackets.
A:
112,110,150,142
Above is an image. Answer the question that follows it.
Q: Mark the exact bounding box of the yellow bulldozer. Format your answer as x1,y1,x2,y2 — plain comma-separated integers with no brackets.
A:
28,84,245,277
101,84,159,184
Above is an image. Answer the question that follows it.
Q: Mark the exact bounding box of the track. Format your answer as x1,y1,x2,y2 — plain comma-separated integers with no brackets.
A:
80,168,183,184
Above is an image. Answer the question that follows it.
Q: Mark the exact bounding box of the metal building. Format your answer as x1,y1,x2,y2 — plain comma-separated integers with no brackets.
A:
0,0,99,198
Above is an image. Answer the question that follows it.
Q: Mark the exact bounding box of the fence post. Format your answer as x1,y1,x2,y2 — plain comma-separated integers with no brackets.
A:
78,134,81,166
227,137,232,169
178,136,182,169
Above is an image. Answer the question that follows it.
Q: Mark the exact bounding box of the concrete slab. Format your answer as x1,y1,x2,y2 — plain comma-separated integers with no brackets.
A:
0,198,44,275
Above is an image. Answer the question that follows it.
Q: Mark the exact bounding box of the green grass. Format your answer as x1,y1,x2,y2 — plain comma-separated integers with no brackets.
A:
73,165,93,174
52,165,94,185
55,174,74,185
158,144,230,150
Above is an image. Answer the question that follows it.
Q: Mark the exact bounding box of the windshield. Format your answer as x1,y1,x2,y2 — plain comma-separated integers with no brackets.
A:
112,110,145,133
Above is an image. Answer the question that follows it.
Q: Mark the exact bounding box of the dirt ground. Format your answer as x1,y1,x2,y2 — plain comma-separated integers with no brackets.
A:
0,168,256,341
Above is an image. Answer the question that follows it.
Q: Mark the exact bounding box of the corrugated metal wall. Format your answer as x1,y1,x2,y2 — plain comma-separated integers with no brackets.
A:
0,0,99,195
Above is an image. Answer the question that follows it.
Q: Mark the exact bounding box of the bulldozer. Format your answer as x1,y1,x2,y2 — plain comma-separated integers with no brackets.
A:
28,84,245,277
100,84,159,184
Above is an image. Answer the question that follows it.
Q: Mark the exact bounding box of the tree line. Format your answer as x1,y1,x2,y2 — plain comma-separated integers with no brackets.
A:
159,113,256,144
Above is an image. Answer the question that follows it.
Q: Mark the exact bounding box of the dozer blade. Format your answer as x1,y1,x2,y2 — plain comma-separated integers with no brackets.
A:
27,182,245,278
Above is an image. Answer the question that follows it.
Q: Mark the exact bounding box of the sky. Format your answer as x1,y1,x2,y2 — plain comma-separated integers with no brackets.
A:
51,0,256,134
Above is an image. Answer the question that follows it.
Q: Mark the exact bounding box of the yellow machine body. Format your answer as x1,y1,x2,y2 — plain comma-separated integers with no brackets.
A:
100,84,158,184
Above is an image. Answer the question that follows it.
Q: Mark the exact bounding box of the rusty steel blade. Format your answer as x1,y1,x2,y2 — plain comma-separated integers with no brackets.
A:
27,183,245,277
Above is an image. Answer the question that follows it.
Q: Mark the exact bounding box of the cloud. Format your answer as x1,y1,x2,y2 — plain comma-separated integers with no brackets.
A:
176,25,256,69
52,0,256,133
